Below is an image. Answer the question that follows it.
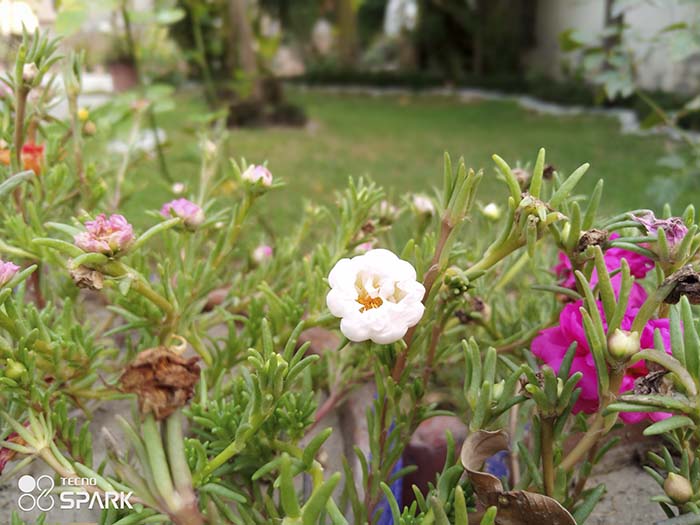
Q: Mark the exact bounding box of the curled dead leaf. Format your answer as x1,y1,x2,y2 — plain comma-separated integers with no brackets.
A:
460,429,576,525
460,429,510,472
119,347,200,420
663,266,700,305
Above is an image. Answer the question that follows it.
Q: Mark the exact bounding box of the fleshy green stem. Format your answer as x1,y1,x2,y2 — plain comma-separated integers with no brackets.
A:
541,417,555,497
560,369,624,471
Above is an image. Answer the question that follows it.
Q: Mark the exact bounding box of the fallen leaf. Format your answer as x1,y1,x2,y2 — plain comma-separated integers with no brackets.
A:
460,429,576,525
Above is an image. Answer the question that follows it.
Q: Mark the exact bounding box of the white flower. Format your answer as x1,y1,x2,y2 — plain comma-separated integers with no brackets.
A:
241,165,272,186
326,249,425,344
412,194,435,215
0,1,39,37
482,202,501,221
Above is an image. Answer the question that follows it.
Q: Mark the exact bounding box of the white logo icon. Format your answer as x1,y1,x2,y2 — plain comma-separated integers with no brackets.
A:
17,474,55,511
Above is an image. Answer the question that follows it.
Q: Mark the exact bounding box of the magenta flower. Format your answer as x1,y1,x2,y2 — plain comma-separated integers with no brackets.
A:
252,244,273,263
554,233,654,290
532,298,671,423
161,198,204,229
241,165,272,187
0,260,19,286
74,214,134,255
633,211,689,248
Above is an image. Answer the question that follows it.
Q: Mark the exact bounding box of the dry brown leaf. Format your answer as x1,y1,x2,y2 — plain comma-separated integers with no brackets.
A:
480,490,576,525
460,429,510,472
460,430,576,525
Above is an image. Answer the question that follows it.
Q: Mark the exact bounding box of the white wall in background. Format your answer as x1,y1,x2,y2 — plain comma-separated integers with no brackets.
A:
529,0,700,93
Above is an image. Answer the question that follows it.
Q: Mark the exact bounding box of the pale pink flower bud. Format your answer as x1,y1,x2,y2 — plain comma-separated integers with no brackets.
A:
0,260,19,286
241,165,272,187
161,198,205,229
22,63,38,83
355,242,374,253
74,214,134,255
412,194,435,215
252,244,273,263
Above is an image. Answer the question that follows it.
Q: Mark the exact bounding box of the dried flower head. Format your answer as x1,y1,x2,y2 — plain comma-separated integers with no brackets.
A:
633,211,688,248
69,266,104,290
119,347,200,420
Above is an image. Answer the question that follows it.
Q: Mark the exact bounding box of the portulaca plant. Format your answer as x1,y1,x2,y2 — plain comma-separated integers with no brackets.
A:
3,30,700,525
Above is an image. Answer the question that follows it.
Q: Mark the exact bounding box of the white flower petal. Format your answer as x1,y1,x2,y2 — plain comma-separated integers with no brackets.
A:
326,248,425,345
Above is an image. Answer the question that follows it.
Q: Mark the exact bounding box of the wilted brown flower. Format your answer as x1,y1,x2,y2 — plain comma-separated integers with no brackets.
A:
663,265,700,305
69,266,104,290
119,347,200,420
575,228,608,255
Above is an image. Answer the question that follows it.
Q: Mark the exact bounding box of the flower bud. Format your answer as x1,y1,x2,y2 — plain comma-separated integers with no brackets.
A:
608,329,640,360
354,241,374,254
252,244,273,263
242,164,272,187
203,139,217,158
482,202,501,221
161,198,205,229
22,63,38,83
0,260,20,286
377,200,400,225
5,359,26,380
492,379,505,401
664,473,693,504
83,121,97,136
78,107,89,122
412,194,435,216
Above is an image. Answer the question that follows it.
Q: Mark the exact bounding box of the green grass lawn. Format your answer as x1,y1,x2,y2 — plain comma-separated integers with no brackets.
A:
124,89,678,231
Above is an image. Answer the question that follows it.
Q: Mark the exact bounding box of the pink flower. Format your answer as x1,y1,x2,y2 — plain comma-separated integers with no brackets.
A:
633,211,689,248
532,298,671,423
241,165,272,186
252,244,273,263
554,233,654,290
74,214,134,255
161,198,204,228
0,260,19,286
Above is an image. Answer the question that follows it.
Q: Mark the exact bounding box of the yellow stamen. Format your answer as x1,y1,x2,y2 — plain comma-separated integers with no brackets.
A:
357,294,383,312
